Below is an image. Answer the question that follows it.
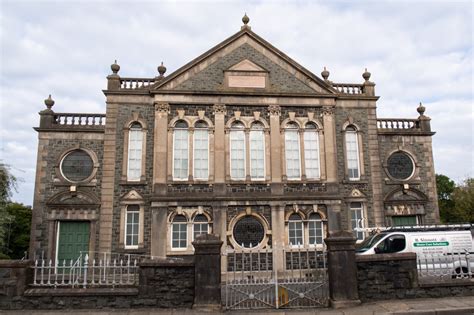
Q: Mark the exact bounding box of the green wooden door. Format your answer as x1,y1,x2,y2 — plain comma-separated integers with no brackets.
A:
392,216,417,226
57,221,90,262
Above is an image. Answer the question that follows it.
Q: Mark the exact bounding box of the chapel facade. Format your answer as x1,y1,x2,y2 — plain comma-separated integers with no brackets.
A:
29,16,439,270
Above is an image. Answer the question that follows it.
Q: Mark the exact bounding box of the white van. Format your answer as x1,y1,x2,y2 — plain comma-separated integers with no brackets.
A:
356,224,474,277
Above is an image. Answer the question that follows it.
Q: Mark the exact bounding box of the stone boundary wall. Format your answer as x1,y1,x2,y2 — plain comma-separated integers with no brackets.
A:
356,253,474,302
0,259,195,310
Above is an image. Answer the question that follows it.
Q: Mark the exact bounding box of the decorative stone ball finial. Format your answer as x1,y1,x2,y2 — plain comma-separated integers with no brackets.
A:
158,61,167,77
111,60,120,74
362,68,371,81
44,94,55,110
242,13,249,25
417,102,426,116
321,66,330,81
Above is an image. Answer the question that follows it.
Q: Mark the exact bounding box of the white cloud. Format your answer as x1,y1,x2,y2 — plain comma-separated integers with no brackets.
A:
0,0,472,205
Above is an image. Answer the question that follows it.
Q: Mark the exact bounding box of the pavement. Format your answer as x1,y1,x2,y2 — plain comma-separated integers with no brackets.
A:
1,296,474,315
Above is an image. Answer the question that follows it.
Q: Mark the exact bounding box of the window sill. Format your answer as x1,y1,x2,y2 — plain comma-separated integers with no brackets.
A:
342,179,368,184
120,180,147,186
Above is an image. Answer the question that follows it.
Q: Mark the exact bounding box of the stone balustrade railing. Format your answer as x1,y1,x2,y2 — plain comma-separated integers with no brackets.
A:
377,118,418,130
120,77,156,89
332,83,364,95
53,113,106,128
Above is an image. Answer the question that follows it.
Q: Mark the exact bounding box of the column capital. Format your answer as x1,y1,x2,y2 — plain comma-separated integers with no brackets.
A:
322,106,335,116
268,104,281,116
213,104,226,115
154,102,170,114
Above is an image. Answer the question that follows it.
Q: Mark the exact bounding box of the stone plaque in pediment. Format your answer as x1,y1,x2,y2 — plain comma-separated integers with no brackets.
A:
121,190,143,201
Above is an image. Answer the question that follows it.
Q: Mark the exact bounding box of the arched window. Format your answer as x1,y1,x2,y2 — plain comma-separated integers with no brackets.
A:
125,205,140,248
249,122,265,180
230,121,246,180
193,214,209,240
285,122,301,179
345,126,360,180
304,122,320,179
288,213,303,246
350,202,365,241
173,120,189,180
128,122,143,181
308,213,324,246
193,121,209,180
172,215,188,249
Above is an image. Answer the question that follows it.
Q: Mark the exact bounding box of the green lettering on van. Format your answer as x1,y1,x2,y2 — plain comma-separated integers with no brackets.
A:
413,241,449,247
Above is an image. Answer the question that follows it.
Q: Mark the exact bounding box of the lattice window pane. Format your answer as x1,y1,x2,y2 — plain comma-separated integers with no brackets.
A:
250,130,265,179
350,202,364,241
128,127,143,181
304,130,320,179
193,129,209,179
230,130,245,179
288,215,303,246
125,207,140,247
285,130,300,179
308,214,323,245
172,219,187,249
173,129,189,180
346,131,360,180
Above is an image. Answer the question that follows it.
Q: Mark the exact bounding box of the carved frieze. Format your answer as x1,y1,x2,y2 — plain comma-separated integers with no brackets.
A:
155,102,170,114
213,104,226,115
268,104,281,116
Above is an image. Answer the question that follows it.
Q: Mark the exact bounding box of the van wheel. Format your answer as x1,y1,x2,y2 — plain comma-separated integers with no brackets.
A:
453,267,469,279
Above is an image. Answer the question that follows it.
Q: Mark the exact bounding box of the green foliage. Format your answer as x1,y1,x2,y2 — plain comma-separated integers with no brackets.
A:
0,163,17,250
436,174,474,223
436,174,456,223
1,203,32,259
451,178,474,223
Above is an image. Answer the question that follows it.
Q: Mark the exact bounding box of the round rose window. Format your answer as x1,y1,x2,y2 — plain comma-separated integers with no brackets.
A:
60,150,94,182
387,152,414,180
233,216,265,248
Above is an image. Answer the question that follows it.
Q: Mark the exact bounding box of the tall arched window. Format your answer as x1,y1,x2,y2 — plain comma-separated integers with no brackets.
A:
230,121,246,180
193,214,209,240
127,122,143,181
249,122,265,180
345,126,360,180
308,213,324,246
173,120,189,180
288,213,303,246
285,122,301,179
193,121,209,180
304,122,320,179
172,215,188,249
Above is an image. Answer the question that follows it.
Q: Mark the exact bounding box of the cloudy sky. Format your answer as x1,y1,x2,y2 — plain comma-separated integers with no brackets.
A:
0,0,472,206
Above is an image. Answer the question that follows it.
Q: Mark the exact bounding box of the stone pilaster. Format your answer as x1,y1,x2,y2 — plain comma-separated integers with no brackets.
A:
150,207,168,258
268,105,282,194
271,204,285,273
98,102,118,253
213,104,226,194
322,106,337,183
153,102,169,195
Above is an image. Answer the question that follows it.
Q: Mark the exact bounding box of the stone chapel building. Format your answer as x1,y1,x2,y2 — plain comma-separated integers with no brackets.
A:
29,16,439,268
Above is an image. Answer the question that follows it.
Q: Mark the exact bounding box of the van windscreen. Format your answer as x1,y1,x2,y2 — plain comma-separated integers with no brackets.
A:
356,233,386,253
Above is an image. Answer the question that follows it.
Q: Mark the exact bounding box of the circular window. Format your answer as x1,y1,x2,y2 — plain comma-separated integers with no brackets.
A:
387,152,414,180
233,216,265,248
60,150,94,182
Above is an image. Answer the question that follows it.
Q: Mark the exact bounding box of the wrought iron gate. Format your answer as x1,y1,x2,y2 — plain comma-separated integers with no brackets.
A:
224,246,328,309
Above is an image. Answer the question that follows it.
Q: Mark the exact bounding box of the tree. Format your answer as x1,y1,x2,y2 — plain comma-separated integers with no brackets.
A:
2,203,31,259
451,178,474,223
0,163,17,252
436,174,456,223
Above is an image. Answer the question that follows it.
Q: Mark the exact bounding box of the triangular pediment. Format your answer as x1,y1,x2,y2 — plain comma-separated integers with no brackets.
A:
121,190,144,201
349,189,366,198
153,28,334,95
228,59,266,72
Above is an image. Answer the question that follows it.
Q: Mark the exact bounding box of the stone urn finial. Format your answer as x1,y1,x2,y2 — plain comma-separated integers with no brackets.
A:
44,94,55,110
242,13,249,25
321,66,330,81
417,102,426,116
362,68,371,82
111,60,120,74
158,61,167,77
